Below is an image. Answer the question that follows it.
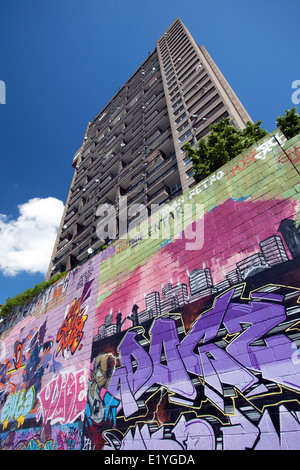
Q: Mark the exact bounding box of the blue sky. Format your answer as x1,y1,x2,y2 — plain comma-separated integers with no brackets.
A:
0,0,299,305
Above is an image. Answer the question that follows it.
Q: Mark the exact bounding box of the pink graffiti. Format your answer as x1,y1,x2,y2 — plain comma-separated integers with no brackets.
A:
37,369,86,425
57,426,80,450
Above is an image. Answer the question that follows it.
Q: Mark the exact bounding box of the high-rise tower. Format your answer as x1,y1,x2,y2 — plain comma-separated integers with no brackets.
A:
47,18,252,279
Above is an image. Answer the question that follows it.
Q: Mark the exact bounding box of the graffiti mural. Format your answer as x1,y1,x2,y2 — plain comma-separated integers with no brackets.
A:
0,319,54,430
81,354,119,449
87,282,300,450
56,279,93,358
1,132,300,449
0,258,99,450
37,368,87,425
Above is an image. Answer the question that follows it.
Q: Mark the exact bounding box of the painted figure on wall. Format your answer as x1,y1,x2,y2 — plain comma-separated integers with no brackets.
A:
83,354,119,449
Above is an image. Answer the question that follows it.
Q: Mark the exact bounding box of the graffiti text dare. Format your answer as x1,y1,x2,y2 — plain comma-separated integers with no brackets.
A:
108,287,300,419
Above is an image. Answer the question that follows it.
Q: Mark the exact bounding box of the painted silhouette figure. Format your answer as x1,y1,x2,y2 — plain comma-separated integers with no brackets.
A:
127,303,139,327
116,310,126,334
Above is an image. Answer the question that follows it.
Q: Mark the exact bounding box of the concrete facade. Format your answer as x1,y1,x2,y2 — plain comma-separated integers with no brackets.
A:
47,18,251,278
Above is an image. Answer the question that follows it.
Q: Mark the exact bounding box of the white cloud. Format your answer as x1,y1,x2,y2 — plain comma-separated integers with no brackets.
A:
0,197,64,276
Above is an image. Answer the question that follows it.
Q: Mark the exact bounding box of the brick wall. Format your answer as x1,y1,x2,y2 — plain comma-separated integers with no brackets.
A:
1,130,300,450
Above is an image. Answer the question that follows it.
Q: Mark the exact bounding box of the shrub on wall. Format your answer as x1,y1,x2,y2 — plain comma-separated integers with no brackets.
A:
0,272,67,319
185,108,300,183
184,118,268,183
276,108,300,140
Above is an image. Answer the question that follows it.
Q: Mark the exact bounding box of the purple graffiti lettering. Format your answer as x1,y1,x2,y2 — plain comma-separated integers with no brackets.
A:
118,329,153,392
138,317,196,403
223,292,285,370
109,318,196,416
109,287,300,419
178,289,234,376
223,292,300,392
108,367,139,418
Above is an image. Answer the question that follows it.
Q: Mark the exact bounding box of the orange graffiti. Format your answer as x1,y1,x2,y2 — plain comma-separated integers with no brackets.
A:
56,295,88,358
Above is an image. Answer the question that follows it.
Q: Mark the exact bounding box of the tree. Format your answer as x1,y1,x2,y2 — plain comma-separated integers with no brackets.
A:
276,108,300,140
183,118,267,183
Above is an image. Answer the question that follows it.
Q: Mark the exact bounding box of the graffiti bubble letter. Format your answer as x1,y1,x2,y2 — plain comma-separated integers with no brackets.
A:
0,81,6,104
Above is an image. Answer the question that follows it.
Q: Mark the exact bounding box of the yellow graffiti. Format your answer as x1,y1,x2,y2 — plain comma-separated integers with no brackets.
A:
2,419,9,430
16,415,25,428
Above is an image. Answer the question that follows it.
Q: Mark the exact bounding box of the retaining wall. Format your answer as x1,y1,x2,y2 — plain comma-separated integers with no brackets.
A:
1,130,300,450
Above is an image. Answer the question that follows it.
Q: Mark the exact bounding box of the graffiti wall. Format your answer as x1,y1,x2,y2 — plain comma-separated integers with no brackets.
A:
1,131,300,450
0,259,100,450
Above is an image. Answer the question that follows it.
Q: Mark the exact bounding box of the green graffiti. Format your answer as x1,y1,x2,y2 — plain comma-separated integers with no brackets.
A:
0,386,35,429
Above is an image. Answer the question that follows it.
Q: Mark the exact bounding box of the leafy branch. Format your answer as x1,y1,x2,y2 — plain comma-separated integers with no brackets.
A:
184,109,300,183
183,118,268,183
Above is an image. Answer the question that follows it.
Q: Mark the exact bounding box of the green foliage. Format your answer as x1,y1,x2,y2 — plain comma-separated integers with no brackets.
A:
0,272,67,319
185,110,300,184
276,108,300,140
183,118,267,183
184,118,267,182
